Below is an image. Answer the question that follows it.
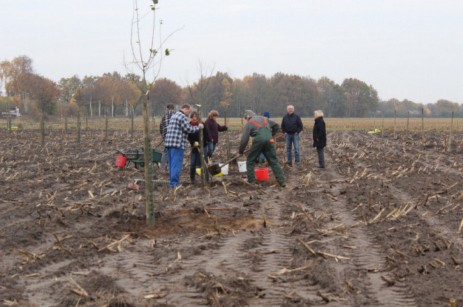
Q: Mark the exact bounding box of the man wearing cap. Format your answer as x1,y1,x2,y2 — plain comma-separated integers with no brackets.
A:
237,110,286,187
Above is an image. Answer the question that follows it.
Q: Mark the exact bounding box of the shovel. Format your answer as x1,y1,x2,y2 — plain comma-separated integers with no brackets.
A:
208,149,249,176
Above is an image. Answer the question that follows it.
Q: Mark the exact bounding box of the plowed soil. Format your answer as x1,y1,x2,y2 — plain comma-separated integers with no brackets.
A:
1,128,463,306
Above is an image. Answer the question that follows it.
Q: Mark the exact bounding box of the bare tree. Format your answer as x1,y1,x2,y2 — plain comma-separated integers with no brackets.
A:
186,61,215,186
128,0,177,226
187,61,215,118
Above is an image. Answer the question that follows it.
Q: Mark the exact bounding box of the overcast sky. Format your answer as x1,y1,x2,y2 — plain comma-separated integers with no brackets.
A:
1,0,462,104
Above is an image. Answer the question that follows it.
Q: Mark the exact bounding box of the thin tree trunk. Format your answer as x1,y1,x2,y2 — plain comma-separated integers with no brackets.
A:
105,114,108,140
448,111,454,152
98,101,101,117
142,92,155,226
89,97,93,117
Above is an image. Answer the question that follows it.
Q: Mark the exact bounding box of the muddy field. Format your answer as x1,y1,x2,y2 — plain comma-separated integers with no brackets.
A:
1,128,463,306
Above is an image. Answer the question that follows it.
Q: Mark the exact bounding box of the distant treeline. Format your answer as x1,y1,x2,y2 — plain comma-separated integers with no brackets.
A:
1,56,461,119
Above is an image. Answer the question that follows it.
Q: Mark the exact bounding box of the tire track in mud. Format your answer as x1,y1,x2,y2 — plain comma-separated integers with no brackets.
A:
326,134,417,306
243,189,303,306
93,240,212,306
330,131,463,304
87,212,292,305
160,187,303,306
97,183,328,305
337,131,463,250
326,176,416,306
362,151,463,250
388,185,463,249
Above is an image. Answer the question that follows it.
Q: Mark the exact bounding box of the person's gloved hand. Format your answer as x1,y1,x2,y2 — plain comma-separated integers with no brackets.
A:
193,141,199,148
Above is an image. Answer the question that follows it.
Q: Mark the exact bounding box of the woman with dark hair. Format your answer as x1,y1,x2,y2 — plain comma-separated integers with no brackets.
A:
204,110,227,162
313,110,327,168
187,112,209,184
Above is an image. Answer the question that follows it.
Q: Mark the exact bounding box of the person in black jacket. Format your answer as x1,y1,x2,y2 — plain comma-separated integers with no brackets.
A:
312,110,327,168
281,105,303,166
204,110,227,162
187,112,209,184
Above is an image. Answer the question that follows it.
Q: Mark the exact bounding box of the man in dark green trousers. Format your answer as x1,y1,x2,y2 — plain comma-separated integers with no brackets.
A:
237,110,286,187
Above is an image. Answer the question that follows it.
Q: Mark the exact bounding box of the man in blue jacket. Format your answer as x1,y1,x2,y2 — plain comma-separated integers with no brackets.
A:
281,105,303,167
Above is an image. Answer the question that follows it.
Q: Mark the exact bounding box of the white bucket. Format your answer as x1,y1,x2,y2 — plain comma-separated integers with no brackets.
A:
219,163,229,175
237,161,247,172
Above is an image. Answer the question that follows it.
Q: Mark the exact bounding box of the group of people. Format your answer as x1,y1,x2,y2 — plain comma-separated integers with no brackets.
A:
186,109,228,184
281,105,326,169
159,103,326,188
160,104,228,187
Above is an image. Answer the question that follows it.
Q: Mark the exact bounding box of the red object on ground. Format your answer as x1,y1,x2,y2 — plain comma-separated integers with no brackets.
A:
115,154,127,168
127,183,141,191
255,168,269,181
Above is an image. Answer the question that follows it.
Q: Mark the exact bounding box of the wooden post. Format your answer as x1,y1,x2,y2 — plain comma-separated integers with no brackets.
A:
381,111,384,138
421,107,424,142
448,111,454,152
393,109,397,138
406,111,410,137
130,107,135,137
196,105,209,186
224,108,231,161
111,97,114,117
77,109,81,144
199,126,208,186
64,116,68,134
40,112,45,146
104,114,108,140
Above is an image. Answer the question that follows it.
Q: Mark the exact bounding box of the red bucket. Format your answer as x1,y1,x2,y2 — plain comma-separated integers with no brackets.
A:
255,167,269,181
115,154,127,168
